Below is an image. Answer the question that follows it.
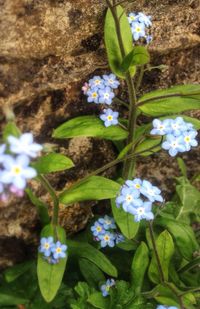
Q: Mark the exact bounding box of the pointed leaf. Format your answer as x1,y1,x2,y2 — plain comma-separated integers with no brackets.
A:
33,153,74,174
87,292,110,309
121,46,150,72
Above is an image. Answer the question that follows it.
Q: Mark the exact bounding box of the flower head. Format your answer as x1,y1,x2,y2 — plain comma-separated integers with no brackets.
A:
131,22,146,41
82,82,89,94
162,134,185,157
51,241,68,259
39,237,54,257
0,144,6,163
115,233,125,244
137,12,152,27
146,35,153,44
103,74,120,89
100,109,119,127
116,186,143,212
169,117,188,136
98,215,116,230
140,180,163,203
8,134,43,158
98,87,115,105
125,178,143,193
99,232,115,248
128,13,139,24
100,279,115,297
128,201,154,222
89,76,105,89
150,119,172,136
182,130,198,151
91,221,104,237
87,87,100,104
156,306,178,309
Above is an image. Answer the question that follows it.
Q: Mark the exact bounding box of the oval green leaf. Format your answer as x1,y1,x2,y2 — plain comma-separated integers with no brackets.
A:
121,46,150,72
104,6,136,78
59,176,121,205
53,116,128,141
33,153,74,174
37,224,68,302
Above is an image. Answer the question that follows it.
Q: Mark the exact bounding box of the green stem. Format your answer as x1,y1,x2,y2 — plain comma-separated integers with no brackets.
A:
38,175,59,228
136,65,144,92
148,221,165,283
113,97,129,108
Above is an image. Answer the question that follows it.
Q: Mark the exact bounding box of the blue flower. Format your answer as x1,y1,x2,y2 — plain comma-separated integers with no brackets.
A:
125,178,143,194
91,221,104,237
98,215,116,230
51,241,67,259
0,181,4,194
116,187,143,212
87,87,100,104
88,76,105,89
137,12,152,27
156,306,178,309
8,133,43,158
146,35,153,44
100,109,119,127
140,180,163,203
162,134,185,157
99,232,115,248
128,13,139,25
44,256,59,264
39,237,54,257
170,117,188,136
0,144,6,163
0,155,37,189
103,74,120,89
131,22,146,41
150,119,172,136
100,279,115,297
115,233,125,244
98,87,115,105
128,201,154,222
182,130,198,151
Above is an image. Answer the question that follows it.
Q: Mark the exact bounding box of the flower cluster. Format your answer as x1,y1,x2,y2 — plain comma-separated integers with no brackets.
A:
82,74,120,127
150,117,198,157
0,133,42,202
91,215,125,248
116,178,163,222
128,12,152,43
157,306,178,309
39,237,67,264
100,279,115,297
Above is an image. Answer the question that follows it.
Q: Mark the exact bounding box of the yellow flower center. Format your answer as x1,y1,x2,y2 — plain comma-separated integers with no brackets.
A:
136,27,141,32
92,92,97,98
126,195,133,202
56,247,62,253
135,184,141,189
96,226,102,232
185,136,190,142
44,243,50,249
107,115,113,121
95,80,101,85
104,235,110,241
12,166,21,175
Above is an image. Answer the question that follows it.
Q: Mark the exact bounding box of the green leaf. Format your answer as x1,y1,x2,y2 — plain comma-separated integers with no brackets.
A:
148,230,174,284
131,242,149,293
37,224,68,302
0,290,28,306
59,176,121,205
32,153,74,174
3,121,21,141
134,137,162,156
177,158,187,178
87,292,110,309
156,217,199,260
104,6,136,78
79,258,105,288
53,116,128,141
26,188,50,226
121,46,150,72
4,260,34,283
111,198,139,240
109,281,135,307
138,84,200,116
67,240,118,277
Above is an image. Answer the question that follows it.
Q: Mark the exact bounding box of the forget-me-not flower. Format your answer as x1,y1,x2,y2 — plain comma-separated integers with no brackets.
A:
115,233,125,244
100,109,119,127
100,279,115,297
103,74,120,89
131,22,146,41
0,144,6,163
39,237,54,257
51,241,68,259
125,178,143,193
99,232,115,248
116,187,143,212
91,221,104,237
128,201,154,222
150,119,172,136
182,130,198,151
157,306,178,309
128,13,139,24
8,134,43,158
87,87,100,104
146,35,153,44
99,87,115,105
137,12,152,27
98,215,116,230
162,134,186,157
140,180,163,203
89,76,104,89
0,155,37,189
169,117,188,136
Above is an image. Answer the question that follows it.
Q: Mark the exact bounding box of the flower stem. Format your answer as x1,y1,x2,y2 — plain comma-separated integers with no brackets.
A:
148,221,165,283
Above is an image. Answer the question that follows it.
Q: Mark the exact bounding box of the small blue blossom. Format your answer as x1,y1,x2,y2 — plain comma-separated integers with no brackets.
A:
100,109,119,127
0,144,6,163
182,130,198,151
39,237,54,257
51,241,68,259
131,22,146,41
150,119,172,136
116,187,143,212
146,35,153,44
99,232,115,248
103,74,120,89
169,117,188,136
128,12,139,25
98,215,116,230
87,87,100,104
99,87,115,105
128,201,154,222
8,133,43,158
91,221,104,237
162,134,186,157
100,279,115,297
0,155,37,189
125,178,143,193
44,256,59,264
137,12,152,27
157,306,178,309
115,233,125,244
140,180,163,203
88,76,105,89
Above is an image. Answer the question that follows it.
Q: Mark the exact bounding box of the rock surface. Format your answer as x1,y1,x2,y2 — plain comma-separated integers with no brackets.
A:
0,0,200,268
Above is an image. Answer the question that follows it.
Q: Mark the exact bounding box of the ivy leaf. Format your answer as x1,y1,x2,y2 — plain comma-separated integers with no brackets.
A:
148,230,174,284
138,85,200,116
121,46,150,72
53,116,128,141
33,153,74,174
104,6,136,78
59,176,121,205
131,242,149,293
37,224,68,302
